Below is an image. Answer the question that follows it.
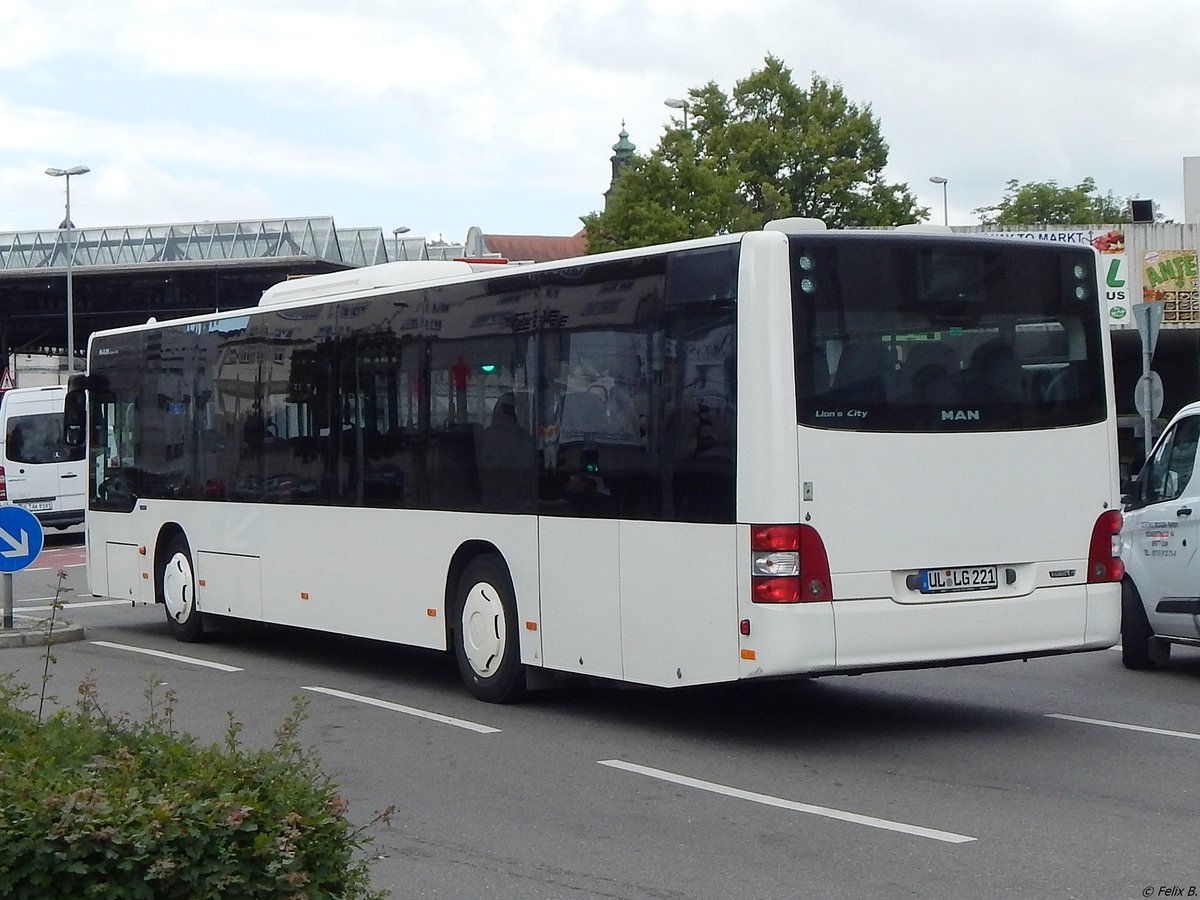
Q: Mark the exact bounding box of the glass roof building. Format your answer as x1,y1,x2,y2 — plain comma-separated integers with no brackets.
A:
0,216,463,366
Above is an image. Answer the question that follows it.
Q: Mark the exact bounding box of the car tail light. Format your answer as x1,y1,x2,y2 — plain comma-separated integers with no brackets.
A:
751,524,833,603
0,465,7,502
1087,509,1124,583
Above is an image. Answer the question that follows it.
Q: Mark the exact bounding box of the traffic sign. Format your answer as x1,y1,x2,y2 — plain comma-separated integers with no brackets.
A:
1135,371,1164,420
0,506,44,573
1133,301,1163,359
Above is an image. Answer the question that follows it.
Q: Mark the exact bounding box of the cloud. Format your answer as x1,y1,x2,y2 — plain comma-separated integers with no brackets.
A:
1,0,1198,237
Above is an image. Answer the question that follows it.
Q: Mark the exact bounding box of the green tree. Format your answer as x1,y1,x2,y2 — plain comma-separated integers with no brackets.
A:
973,177,1135,225
582,56,926,253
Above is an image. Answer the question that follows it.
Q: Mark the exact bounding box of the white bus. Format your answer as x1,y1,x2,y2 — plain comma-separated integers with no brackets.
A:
64,220,1124,702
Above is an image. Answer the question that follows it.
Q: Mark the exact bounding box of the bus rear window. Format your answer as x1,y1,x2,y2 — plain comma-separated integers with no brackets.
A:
792,236,1107,431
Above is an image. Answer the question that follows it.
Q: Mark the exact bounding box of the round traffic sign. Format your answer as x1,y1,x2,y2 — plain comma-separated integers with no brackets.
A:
0,506,45,573
1135,371,1164,419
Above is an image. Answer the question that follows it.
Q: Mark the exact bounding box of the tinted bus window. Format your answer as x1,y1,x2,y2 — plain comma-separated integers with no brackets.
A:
792,236,1107,431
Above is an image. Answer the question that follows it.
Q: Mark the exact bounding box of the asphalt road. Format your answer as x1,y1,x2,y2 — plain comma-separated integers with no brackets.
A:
3,536,1198,900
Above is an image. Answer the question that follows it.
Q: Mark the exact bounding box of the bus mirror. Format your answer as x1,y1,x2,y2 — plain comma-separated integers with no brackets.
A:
64,385,86,448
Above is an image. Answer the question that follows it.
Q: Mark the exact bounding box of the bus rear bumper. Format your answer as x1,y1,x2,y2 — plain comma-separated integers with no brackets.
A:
739,583,1121,679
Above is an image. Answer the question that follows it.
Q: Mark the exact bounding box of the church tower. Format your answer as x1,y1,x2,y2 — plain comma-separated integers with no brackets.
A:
604,122,636,210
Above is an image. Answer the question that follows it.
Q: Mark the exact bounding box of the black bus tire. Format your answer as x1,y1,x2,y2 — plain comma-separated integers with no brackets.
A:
160,534,204,643
452,554,526,703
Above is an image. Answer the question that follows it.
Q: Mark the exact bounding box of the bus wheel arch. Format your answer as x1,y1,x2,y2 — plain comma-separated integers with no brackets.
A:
446,543,526,703
156,525,204,642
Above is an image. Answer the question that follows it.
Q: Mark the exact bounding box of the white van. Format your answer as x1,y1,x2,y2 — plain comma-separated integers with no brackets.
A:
0,385,86,529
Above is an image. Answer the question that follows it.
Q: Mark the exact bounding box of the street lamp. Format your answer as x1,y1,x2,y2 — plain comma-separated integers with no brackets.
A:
929,175,948,226
45,165,90,374
392,226,410,261
664,97,689,130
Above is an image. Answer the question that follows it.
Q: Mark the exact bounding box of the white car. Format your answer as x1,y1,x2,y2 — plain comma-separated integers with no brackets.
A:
0,385,86,529
1121,400,1200,668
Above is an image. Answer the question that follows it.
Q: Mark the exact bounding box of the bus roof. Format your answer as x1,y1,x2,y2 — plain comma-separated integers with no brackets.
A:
258,260,477,306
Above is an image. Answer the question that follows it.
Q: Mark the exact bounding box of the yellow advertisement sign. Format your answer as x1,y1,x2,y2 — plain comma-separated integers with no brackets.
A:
1143,249,1200,322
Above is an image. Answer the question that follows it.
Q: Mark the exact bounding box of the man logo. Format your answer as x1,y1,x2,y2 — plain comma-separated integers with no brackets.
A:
941,409,981,421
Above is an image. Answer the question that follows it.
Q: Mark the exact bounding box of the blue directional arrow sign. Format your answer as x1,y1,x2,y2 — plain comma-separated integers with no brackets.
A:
0,506,45,573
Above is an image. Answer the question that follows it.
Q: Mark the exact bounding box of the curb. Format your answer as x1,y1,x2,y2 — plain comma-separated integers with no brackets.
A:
0,616,86,649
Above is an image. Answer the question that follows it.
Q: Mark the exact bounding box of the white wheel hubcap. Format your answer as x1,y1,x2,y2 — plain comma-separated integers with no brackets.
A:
461,581,506,678
163,552,194,622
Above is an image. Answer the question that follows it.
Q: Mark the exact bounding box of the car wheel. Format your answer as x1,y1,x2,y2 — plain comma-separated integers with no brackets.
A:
1120,579,1158,670
452,554,526,703
160,534,204,643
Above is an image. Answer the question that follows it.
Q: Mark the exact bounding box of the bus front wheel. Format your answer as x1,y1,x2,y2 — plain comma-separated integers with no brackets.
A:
452,555,526,703
160,534,203,643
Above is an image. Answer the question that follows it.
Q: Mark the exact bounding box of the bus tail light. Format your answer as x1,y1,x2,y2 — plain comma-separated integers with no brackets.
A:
1087,509,1124,583
751,524,833,603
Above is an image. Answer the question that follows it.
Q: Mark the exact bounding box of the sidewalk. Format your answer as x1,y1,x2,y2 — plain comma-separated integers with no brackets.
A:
0,614,85,649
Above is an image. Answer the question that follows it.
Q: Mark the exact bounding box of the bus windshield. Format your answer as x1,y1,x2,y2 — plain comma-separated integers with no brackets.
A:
792,235,1107,431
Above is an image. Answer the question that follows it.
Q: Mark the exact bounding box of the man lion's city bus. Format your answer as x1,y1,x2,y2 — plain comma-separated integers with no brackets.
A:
64,219,1124,702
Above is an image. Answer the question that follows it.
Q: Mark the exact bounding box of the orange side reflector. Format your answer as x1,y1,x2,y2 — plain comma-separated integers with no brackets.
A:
141,572,148,580
740,649,756,660
197,579,206,587
426,608,437,617
138,546,147,556
525,621,538,631
300,592,310,600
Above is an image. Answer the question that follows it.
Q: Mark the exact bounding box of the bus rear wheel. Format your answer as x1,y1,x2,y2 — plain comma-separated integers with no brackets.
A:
160,534,203,642
452,555,526,703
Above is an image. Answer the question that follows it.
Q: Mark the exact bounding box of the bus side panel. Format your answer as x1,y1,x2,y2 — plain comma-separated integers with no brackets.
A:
539,517,622,680
88,503,544,657
618,521,739,688
197,551,262,620
103,540,142,602
255,507,541,654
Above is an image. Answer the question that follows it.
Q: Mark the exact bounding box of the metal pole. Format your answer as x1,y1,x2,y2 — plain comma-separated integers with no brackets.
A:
65,174,75,373
2,573,12,629
1142,339,1154,462
941,181,948,226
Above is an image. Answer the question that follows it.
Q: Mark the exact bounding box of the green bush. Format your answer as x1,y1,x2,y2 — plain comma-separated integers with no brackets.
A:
0,675,390,899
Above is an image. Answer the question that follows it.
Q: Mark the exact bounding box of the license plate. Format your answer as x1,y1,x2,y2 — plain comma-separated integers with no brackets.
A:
919,566,998,594
15,500,52,512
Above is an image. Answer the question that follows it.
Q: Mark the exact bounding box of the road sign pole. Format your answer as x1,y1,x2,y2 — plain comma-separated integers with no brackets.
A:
1142,341,1154,461
2,573,12,629
0,507,45,628
1133,302,1165,460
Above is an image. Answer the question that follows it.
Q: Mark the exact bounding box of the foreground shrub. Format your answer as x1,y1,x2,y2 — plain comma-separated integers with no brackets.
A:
0,676,390,899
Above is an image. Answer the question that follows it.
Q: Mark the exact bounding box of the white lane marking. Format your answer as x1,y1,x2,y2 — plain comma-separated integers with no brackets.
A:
90,640,243,672
19,599,126,611
599,759,976,844
303,685,500,734
1047,713,1200,741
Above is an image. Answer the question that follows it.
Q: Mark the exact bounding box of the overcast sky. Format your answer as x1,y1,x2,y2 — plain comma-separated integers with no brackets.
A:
3,0,1197,245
